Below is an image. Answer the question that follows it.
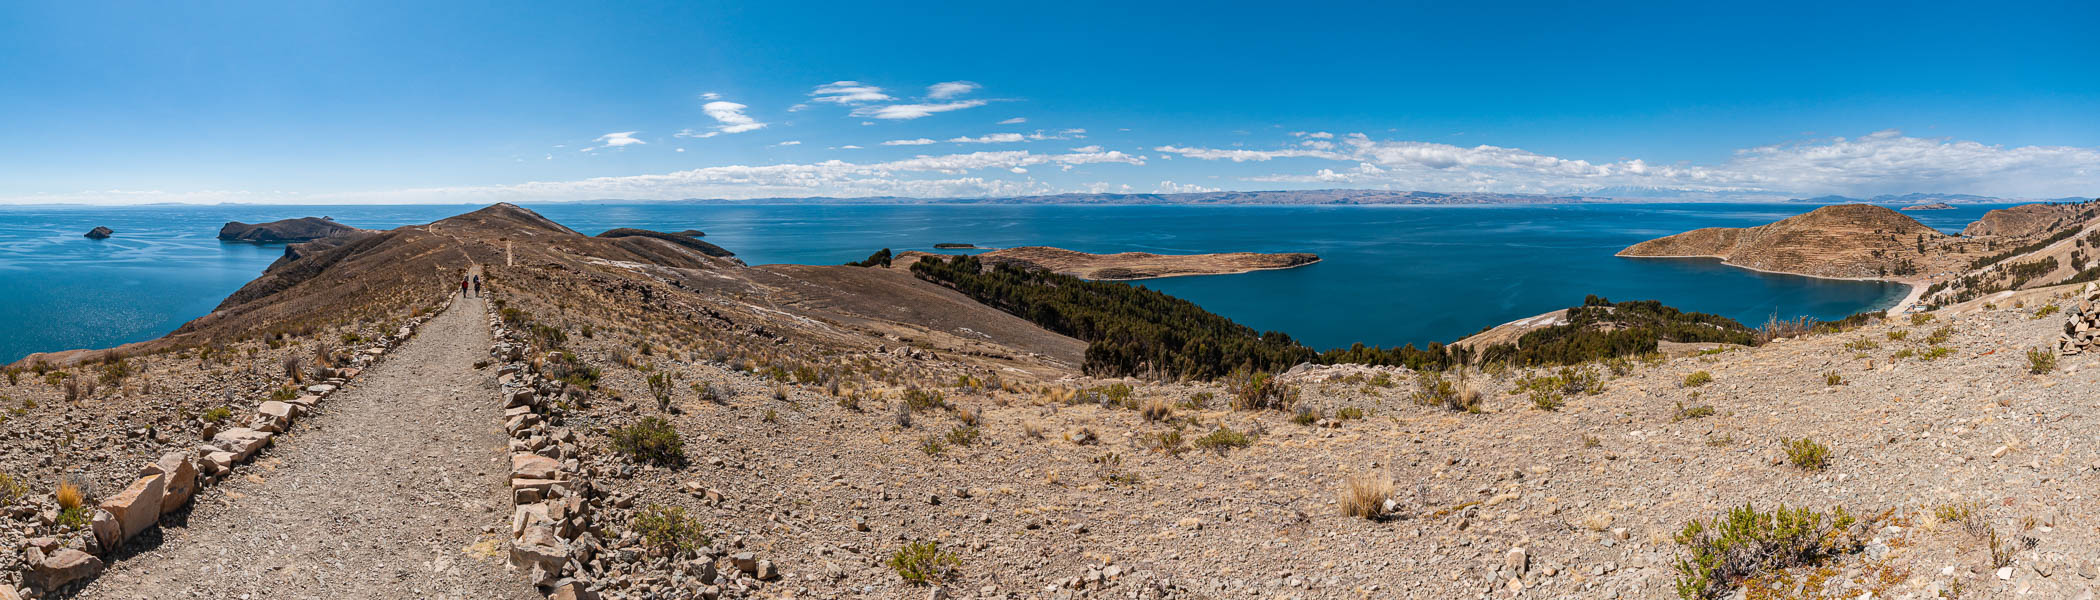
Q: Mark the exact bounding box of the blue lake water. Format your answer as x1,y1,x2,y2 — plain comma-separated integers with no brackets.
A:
0,202,2008,363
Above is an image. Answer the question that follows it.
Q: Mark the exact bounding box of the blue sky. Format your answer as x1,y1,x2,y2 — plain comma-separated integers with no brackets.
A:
3,0,2097,204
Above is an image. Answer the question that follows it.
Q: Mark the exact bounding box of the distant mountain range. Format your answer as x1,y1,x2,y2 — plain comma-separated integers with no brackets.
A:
1783,192,2092,205
668,189,1602,205
642,189,2089,206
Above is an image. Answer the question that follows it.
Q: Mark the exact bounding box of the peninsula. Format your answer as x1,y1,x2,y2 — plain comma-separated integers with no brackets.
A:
217,216,361,243
900,245,1318,280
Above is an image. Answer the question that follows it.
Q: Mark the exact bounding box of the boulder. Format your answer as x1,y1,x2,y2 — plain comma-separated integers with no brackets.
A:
510,525,569,586
25,549,102,591
200,451,237,475
89,509,120,553
210,428,272,460
99,473,165,544
286,395,321,410
512,454,562,481
252,401,299,432
549,580,598,600
141,452,199,515
511,478,571,504
82,226,114,239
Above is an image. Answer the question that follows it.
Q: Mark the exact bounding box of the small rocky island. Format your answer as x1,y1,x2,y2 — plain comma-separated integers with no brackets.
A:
907,245,1319,280
82,226,114,239
933,243,978,249
218,216,360,242
1899,202,1955,211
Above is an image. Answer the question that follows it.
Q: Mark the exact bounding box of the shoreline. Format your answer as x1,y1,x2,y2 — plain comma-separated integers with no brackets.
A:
1619,254,1924,315
1084,257,1324,281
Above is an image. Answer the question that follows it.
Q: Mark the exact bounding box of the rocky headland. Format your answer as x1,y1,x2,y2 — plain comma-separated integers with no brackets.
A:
216,216,360,243
1617,204,1985,280
81,227,113,240
901,245,1319,280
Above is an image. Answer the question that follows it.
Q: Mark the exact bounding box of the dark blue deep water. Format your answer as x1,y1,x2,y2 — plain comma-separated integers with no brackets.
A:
0,202,2007,363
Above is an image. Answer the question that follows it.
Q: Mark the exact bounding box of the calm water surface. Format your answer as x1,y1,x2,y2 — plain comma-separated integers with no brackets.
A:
0,202,2006,363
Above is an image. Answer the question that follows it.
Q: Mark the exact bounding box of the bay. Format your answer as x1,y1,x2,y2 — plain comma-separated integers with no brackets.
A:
0,202,2005,363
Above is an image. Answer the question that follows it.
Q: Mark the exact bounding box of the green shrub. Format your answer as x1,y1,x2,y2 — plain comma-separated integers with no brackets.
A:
632,504,709,557
1886,330,1909,341
1193,426,1255,453
646,372,674,411
1671,402,1714,422
610,416,685,466
201,405,233,424
2028,347,2057,374
1920,346,1952,360
1671,503,1861,600
0,472,26,506
1226,370,1296,411
1682,371,1713,387
1335,406,1366,420
1910,313,1935,326
1289,408,1317,426
901,388,948,412
2034,304,2061,319
1822,371,1844,386
1411,370,1480,412
918,436,944,456
888,540,960,585
1784,438,1829,471
1529,388,1564,411
943,425,980,447
1924,326,1954,345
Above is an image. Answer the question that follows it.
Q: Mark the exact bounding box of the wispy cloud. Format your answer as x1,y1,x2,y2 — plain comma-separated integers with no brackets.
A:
882,138,939,146
998,117,1027,125
771,140,801,147
586,131,645,151
851,100,988,120
810,81,892,104
947,133,1027,144
927,81,981,99
1156,180,1219,193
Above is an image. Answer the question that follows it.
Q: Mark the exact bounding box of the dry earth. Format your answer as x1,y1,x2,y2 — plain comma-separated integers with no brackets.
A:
70,288,537,600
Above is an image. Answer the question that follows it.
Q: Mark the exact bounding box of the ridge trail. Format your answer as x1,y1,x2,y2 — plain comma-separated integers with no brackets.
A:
73,276,535,600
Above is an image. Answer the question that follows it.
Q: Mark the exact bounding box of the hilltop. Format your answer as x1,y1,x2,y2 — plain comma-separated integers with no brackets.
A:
1616,204,1970,279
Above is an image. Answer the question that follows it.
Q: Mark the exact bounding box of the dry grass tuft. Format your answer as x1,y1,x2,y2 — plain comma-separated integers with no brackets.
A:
1337,473,1396,520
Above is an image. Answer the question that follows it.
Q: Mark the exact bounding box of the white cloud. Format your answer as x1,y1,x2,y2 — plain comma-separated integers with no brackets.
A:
851,100,988,120
882,138,939,146
587,131,645,150
926,81,981,99
1153,145,1349,162
771,140,801,147
839,145,863,149
1291,131,1334,139
810,81,892,104
699,101,766,135
1197,129,2100,197
700,92,722,100
998,117,1027,125
1156,181,1219,194
948,133,1027,144
1069,145,1103,153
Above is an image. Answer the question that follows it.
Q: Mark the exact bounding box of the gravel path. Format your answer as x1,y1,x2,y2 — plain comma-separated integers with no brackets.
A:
72,289,536,600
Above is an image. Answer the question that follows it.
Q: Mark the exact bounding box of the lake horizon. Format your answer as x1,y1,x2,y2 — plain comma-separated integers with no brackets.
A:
0,201,1999,364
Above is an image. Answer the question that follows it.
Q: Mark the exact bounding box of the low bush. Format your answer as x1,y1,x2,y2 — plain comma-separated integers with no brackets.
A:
610,417,685,466
632,504,709,557
1193,426,1255,453
1671,402,1715,422
888,540,960,585
1784,437,1829,471
2028,347,2058,374
1682,371,1713,387
1671,503,1862,600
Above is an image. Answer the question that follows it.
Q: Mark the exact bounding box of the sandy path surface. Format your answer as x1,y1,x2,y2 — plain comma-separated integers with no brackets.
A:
70,287,535,600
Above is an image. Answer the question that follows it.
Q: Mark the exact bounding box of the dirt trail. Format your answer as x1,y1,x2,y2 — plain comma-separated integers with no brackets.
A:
72,286,535,600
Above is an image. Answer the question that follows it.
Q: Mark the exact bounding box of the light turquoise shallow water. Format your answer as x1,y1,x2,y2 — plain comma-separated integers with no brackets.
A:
0,202,2004,363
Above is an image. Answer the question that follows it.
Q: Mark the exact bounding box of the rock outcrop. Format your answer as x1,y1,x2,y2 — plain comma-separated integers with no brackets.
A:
1617,204,1949,279
82,226,113,239
1962,202,2100,238
595,228,736,258
217,216,360,243
2058,283,2100,355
